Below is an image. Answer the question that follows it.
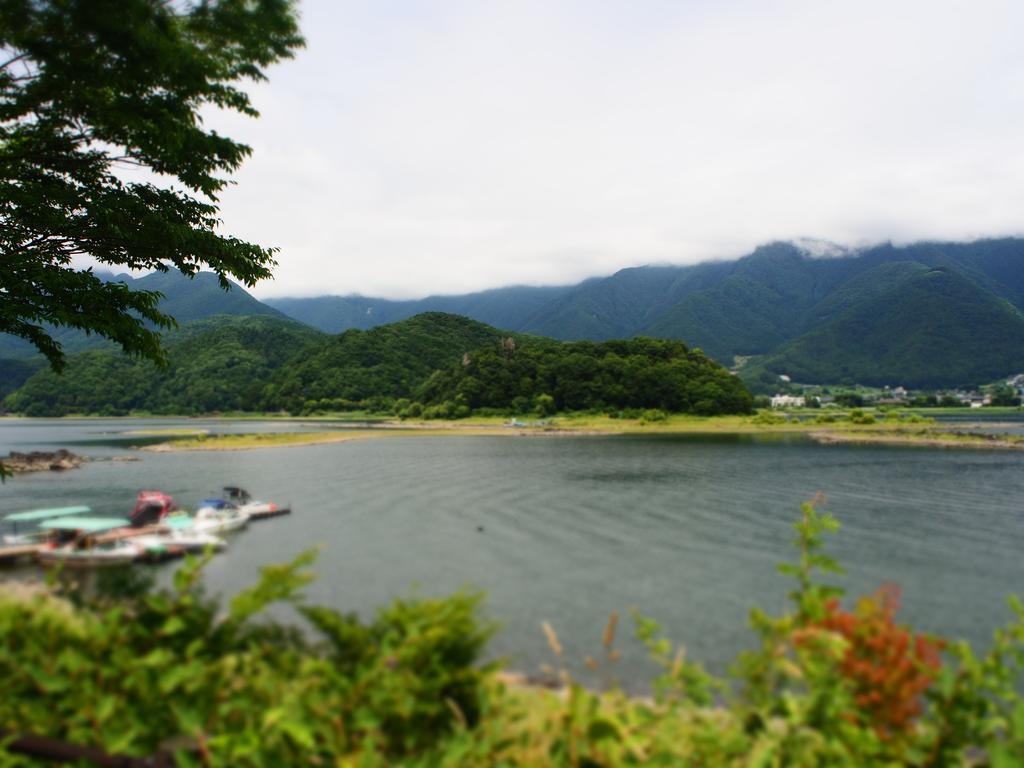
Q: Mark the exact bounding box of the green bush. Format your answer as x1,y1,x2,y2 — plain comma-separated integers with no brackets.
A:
752,410,787,425
640,409,669,424
848,408,876,425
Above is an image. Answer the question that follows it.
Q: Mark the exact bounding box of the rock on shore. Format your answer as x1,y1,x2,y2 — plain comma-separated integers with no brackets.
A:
3,449,85,472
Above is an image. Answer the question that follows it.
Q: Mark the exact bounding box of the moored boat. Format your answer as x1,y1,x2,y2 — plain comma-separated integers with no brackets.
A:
36,517,142,568
223,486,291,519
133,521,227,555
191,499,250,534
2,505,91,546
131,490,177,527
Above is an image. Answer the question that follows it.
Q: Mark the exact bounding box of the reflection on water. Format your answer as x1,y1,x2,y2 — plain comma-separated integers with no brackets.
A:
2,418,1024,691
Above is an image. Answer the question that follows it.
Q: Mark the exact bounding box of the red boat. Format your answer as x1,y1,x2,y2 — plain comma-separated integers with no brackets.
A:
131,490,177,527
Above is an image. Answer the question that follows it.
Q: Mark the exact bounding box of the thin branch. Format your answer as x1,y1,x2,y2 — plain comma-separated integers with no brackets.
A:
0,52,28,71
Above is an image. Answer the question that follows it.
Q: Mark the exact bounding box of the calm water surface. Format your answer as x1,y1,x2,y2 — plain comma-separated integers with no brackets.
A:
2,418,1023,689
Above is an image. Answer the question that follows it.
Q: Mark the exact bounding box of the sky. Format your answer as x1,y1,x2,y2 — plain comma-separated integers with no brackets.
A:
202,0,1024,299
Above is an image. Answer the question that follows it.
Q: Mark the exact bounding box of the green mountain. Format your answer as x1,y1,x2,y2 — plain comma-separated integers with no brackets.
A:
6,238,1024,396
0,358,46,400
128,270,287,324
517,266,694,340
264,285,573,334
741,266,1024,390
634,244,859,360
0,269,286,361
266,238,1024,389
4,316,323,416
261,312,520,411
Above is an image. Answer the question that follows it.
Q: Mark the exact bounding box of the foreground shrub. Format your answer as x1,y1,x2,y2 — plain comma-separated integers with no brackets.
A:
0,554,490,766
3,501,1024,766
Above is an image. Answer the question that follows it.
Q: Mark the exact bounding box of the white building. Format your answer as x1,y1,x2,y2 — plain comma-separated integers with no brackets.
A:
771,394,806,408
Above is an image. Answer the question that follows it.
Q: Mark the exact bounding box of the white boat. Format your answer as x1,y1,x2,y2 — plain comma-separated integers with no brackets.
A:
35,516,142,568
190,499,250,535
223,487,290,519
38,541,143,568
133,528,226,555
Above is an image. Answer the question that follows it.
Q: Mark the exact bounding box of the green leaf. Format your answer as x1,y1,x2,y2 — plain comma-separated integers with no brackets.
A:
586,718,622,743
280,720,316,750
162,616,186,636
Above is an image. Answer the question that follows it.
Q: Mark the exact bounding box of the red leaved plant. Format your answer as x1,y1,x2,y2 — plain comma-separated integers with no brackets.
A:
806,584,944,739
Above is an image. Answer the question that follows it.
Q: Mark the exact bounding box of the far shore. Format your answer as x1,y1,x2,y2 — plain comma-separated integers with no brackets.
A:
4,407,1022,453
118,410,1024,453
141,432,377,452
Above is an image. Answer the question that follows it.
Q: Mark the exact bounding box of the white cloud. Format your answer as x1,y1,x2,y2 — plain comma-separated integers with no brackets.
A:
200,0,1024,299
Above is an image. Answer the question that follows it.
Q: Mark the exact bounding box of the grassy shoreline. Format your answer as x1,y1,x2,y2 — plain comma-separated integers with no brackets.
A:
810,428,1024,450
123,410,1024,452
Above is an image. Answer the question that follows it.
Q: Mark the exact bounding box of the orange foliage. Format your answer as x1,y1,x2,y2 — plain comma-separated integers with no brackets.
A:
810,585,943,738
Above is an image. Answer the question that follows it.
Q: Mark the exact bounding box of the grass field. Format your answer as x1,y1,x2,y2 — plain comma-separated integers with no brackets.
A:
140,408,1024,452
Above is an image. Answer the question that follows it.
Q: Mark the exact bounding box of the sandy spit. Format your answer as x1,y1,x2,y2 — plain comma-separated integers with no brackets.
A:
811,431,1024,451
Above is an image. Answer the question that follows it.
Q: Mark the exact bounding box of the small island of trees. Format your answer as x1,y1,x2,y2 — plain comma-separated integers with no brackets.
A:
411,335,753,419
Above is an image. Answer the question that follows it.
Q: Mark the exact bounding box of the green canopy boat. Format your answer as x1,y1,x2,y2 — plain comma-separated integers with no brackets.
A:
2,506,92,546
5,505,91,523
39,516,130,532
36,517,139,568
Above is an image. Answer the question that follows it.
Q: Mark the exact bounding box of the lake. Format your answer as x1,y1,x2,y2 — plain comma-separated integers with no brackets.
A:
3,417,1024,691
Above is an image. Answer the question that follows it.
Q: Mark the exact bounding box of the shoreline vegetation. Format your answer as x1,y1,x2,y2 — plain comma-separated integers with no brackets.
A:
120,409,1024,452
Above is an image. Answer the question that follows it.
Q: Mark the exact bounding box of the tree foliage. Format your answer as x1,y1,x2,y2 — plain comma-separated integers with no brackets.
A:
416,336,754,416
4,315,324,416
2,313,515,415
264,313,515,414
4,314,756,418
0,0,303,371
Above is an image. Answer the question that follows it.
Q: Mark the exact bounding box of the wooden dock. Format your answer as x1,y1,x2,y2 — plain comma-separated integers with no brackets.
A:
247,506,291,520
94,524,168,544
0,543,45,564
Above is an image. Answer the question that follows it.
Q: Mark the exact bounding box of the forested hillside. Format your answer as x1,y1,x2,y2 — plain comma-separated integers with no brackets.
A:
3,313,752,417
4,316,324,416
740,267,1024,390
0,270,286,361
261,313,524,412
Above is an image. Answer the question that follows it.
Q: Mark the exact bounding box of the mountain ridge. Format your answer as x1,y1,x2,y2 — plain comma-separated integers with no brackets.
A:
5,237,1024,392
265,237,1024,388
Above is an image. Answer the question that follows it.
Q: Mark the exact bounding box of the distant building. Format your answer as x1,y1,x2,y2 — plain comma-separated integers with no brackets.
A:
771,394,806,408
